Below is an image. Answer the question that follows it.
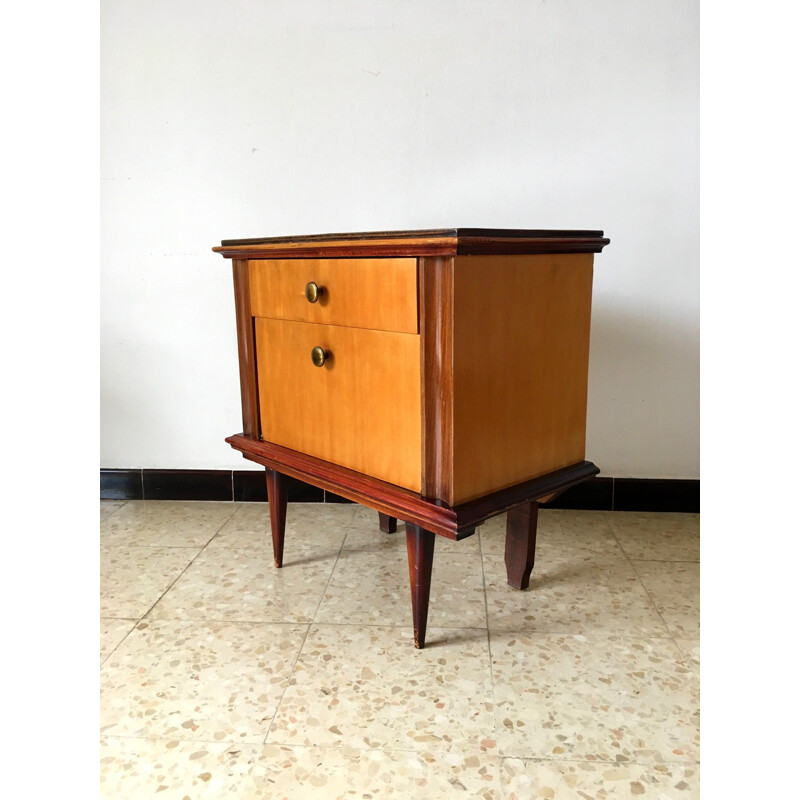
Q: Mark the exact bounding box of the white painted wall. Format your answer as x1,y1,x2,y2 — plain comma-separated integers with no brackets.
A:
100,0,698,478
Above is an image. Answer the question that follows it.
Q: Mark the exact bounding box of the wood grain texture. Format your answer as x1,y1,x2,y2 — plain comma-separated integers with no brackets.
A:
254,318,422,492
450,253,595,504
248,258,418,333
231,259,260,437
213,228,610,259
504,501,539,590
225,434,599,539
419,256,454,502
265,469,287,567
405,524,436,649
378,512,398,534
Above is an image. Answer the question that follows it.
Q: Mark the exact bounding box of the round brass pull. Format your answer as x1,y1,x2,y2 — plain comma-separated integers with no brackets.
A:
311,346,329,367
305,281,324,303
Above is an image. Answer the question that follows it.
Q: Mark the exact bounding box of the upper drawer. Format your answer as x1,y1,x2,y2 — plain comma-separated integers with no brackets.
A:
248,258,418,333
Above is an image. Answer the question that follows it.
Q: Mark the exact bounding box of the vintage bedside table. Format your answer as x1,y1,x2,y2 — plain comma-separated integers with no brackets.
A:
213,228,609,648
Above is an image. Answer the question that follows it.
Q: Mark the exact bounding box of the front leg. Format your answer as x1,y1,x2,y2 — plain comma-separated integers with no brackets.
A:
265,469,288,567
405,523,436,649
504,501,539,590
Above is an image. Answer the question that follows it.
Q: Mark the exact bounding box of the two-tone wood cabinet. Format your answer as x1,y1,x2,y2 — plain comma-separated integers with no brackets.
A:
214,228,609,648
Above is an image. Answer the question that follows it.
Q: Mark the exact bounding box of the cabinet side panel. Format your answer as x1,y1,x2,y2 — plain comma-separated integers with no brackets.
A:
232,259,260,437
452,254,594,505
419,256,455,504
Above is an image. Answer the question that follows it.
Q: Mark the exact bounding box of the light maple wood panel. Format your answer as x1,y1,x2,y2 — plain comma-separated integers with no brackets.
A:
255,318,422,492
450,253,594,505
249,258,418,333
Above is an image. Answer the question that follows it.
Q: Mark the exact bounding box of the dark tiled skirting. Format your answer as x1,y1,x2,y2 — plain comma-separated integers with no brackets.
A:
100,470,699,513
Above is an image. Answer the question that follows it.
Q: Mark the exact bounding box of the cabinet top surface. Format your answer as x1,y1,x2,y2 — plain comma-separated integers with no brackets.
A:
213,228,610,258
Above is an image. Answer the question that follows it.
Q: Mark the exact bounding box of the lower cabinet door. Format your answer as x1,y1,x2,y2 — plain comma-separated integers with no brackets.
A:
254,317,422,492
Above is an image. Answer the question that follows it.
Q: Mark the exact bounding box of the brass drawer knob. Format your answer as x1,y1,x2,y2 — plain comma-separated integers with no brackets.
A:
311,346,329,367
305,281,324,303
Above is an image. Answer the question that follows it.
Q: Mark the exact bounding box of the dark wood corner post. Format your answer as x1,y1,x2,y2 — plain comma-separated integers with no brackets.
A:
265,469,288,568
405,523,436,649
504,501,539,590
378,513,397,533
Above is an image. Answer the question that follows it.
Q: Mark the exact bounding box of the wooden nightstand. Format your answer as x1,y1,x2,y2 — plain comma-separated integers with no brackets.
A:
214,228,609,648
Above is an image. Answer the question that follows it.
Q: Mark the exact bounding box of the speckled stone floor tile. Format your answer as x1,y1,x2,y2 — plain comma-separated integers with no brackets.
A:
268,624,494,752
499,758,699,799
101,500,240,547
100,499,127,519
100,618,137,664
608,512,700,561
633,562,700,637
483,554,667,635
490,633,699,763
344,504,482,554
208,502,351,556
254,744,502,799
315,549,487,628
100,737,265,799
100,544,200,618
100,619,307,743
99,502,701,794
480,510,620,559
148,546,337,623
676,639,699,674
100,739,503,800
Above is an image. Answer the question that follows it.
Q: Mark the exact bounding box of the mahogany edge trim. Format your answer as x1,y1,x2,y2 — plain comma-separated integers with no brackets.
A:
212,238,610,259
231,260,260,437
225,433,599,539
419,256,454,504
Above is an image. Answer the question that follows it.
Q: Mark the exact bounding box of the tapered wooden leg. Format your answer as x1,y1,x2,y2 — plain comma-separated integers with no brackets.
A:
378,512,397,533
505,501,539,590
405,523,436,649
265,469,288,568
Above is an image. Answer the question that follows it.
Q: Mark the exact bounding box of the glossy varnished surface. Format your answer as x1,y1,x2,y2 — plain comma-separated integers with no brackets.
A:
248,257,418,333
254,318,422,492
226,433,598,539
213,227,610,259
450,253,595,504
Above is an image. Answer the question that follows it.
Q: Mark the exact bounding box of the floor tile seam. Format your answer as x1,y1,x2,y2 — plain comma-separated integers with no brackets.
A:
486,627,676,636
496,754,701,767
486,631,683,643
138,533,225,625
99,733,701,768
99,619,140,668
99,732,270,747
130,618,678,636
260,622,313,747
260,525,350,746
608,527,688,657
127,618,312,628
480,535,499,724
102,501,129,519
100,542,214,550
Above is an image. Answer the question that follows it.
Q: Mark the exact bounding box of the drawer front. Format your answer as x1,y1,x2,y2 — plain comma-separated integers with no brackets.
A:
249,258,418,333
254,317,422,492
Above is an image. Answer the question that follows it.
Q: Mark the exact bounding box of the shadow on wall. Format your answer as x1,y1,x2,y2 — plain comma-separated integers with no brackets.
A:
587,300,699,476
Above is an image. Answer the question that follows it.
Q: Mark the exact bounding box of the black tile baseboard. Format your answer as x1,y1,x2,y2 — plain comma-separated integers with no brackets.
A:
142,469,233,501
101,470,699,512
613,478,700,513
233,470,324,503
100,469,143,500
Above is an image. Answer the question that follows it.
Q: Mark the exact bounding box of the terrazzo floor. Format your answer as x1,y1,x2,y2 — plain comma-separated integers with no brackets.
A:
100,500,700,799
